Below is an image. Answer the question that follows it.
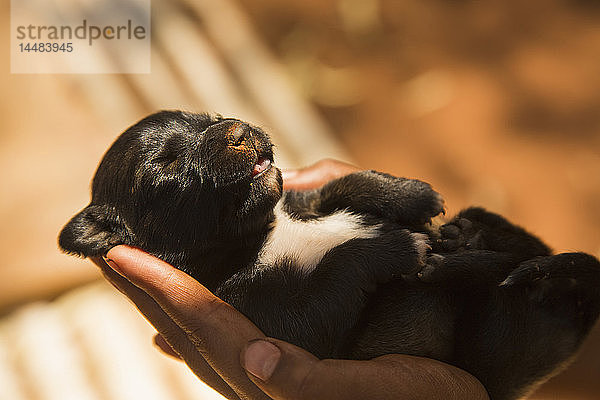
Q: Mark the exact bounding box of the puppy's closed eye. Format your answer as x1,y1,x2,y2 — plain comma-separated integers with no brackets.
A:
153,153,179,167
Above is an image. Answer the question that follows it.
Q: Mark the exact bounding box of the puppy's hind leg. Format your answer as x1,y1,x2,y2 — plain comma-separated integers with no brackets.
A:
501,252,600,334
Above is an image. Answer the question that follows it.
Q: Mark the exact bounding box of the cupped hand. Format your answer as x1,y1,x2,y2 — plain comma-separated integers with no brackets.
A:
94,247,488,400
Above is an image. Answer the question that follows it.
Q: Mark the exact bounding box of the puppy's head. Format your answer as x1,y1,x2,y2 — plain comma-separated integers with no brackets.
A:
59,110,282,261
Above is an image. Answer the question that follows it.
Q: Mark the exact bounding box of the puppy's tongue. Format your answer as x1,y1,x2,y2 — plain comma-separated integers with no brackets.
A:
253,157,271,177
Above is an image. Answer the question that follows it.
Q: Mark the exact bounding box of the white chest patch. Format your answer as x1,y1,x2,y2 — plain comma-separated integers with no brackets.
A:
257,200,381,273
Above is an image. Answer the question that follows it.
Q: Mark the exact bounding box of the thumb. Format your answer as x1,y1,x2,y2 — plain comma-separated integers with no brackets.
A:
241,338,324,400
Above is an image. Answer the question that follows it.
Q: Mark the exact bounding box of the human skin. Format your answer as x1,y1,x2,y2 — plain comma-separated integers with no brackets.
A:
92,159,490,400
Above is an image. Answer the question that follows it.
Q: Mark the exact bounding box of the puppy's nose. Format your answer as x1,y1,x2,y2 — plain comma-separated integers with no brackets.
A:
228,122,247,146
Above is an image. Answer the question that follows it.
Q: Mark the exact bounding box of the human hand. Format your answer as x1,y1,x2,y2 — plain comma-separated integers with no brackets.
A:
93,246,489,400
282,159,360,191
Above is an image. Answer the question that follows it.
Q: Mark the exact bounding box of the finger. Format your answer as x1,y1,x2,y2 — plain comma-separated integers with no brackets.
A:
104,246,269,400
91,257,239,400
283,159,359,191
242,339,489,400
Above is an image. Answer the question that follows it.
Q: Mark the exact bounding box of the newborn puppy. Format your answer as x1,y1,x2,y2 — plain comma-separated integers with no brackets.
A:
59,111,600,400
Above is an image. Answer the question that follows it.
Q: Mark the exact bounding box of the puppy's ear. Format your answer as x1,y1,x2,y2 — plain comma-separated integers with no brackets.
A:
58,204,129,257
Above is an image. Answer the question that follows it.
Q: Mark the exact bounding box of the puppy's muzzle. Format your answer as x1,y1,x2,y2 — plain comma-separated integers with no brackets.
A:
223,121,252,148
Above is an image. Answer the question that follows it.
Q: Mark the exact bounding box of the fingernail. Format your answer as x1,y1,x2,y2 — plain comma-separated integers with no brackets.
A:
243,340,281,381
102,256,120,273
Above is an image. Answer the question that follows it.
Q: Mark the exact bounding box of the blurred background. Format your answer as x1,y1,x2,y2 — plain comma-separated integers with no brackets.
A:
1,0,599,399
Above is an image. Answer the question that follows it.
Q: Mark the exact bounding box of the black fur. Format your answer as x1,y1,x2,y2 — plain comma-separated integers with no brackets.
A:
59,111,600,400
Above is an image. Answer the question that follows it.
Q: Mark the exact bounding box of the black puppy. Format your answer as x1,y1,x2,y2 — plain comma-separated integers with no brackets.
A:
59,111,600,400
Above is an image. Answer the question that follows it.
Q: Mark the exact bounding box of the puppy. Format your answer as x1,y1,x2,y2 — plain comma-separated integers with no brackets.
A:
59,111,600,400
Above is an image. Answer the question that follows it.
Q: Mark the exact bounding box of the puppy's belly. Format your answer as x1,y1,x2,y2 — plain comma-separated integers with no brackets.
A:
258,200,381,273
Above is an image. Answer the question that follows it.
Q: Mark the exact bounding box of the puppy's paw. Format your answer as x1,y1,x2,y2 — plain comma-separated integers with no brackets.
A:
376,230,432,280
403,181,445,225
436,217,485,252
374,173,445,226
431,192,446,219
500,253,600,305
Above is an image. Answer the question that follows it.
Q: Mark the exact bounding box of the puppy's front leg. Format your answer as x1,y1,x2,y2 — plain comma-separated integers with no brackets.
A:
215,229,428,359
285,171,444,227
